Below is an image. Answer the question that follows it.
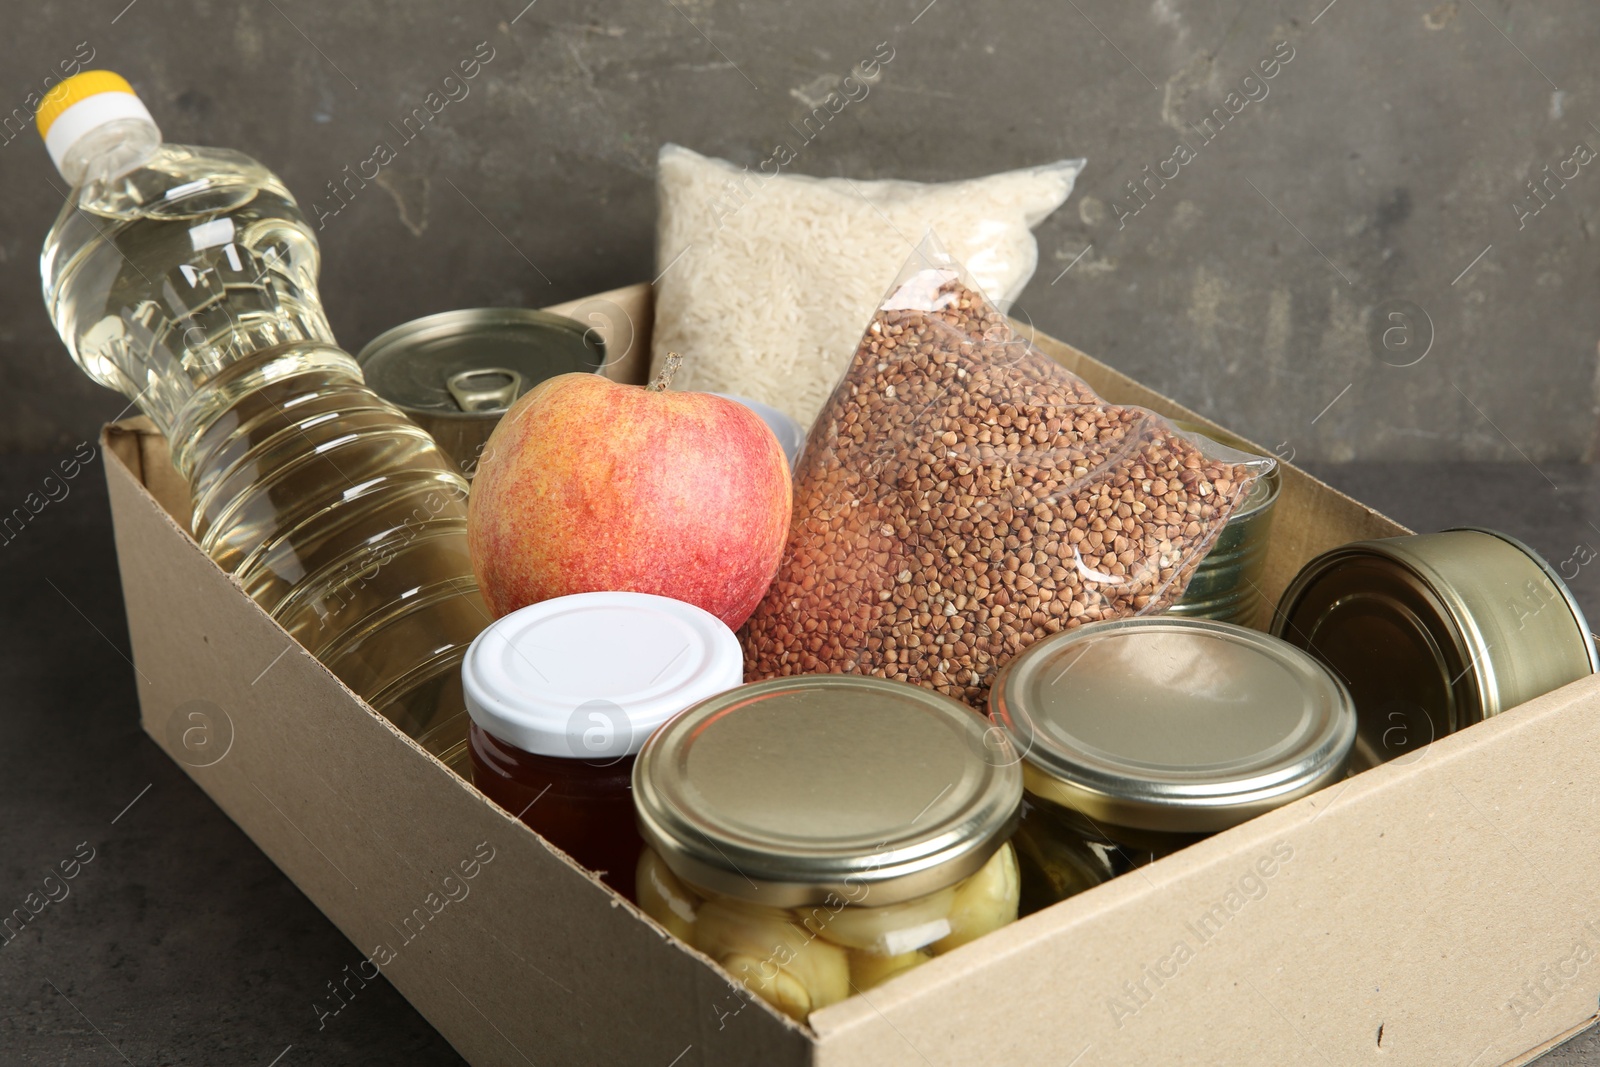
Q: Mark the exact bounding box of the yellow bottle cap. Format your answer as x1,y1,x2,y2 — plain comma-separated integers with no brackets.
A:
36,70,137,139
38,70,158,182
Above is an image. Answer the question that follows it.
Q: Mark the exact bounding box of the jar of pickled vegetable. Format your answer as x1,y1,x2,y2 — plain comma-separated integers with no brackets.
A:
991,617,1356,913
463,591,742,899
632,675,1023,1022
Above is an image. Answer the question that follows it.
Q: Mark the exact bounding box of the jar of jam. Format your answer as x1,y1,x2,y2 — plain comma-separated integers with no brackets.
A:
989,617,1357,913
463,591,742,899
632,675,1023,1022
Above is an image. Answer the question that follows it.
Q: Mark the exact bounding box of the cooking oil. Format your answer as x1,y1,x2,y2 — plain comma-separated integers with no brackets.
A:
38,72,482,768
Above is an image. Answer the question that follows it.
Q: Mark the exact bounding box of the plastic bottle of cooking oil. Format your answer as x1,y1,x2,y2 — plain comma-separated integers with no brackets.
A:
38,71,484,769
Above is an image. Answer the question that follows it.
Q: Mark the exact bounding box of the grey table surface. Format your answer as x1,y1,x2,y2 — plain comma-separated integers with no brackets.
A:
2,451,1598,1066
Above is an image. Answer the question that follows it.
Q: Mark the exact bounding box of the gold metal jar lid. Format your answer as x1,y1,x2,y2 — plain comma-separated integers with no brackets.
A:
632,675,1022,908
1272,527,1598,769
990,618,1356,834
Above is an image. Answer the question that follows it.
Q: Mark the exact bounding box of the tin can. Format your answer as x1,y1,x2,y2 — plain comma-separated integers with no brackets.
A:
990,617,1355,909
1168,422,1281,626
1272,527,1599,771
356,308,604,477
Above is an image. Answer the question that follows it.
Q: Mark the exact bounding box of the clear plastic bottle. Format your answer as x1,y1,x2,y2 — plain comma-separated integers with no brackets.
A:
38,72,485,767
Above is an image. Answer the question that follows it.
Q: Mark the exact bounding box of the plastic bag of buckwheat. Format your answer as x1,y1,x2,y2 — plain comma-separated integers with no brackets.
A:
739,234,1274,709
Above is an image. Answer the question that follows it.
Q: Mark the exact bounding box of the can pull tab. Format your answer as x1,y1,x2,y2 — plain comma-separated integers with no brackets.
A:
446,368,523,413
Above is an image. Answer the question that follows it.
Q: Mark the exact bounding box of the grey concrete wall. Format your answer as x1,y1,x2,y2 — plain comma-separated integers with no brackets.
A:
3,0,1596,461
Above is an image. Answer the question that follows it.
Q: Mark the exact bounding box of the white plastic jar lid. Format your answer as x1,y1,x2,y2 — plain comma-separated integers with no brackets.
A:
462,592,744,759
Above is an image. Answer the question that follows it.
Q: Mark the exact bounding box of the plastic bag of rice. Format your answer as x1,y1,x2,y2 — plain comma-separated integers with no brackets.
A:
650,144,1084,430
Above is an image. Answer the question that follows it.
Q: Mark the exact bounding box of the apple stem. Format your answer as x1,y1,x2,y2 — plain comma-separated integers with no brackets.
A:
648,352,682,392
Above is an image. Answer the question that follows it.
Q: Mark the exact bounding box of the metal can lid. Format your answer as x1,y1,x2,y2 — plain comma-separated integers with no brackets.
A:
462,592,743,759
356,308,603,417
1272,528,1598,768
990,618,1356,833
633,675,1023,907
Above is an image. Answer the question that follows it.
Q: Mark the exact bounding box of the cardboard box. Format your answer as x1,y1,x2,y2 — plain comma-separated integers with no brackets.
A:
103,283,1600,1066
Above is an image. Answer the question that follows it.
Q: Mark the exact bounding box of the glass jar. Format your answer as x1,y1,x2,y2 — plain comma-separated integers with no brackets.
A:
463,591,742,899
632,675,1023,1022
1010,793,1212,915
990,617,1356,913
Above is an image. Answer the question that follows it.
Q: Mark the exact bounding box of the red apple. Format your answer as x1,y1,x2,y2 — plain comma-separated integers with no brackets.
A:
467,356,793,628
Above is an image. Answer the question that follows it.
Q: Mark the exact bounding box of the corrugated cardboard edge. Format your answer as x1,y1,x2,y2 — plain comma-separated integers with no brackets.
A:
545,284,652,386
1508,1020,1600,1067
98,282,1592,1067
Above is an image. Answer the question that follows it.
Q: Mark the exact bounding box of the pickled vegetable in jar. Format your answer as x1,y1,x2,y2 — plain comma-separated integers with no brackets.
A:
1009,793,1219,914
991,617,1356,912
632,675,1023,1021
463,592,742,899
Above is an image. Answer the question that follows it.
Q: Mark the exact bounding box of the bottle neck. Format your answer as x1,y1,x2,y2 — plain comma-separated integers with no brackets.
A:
59,117,161,188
